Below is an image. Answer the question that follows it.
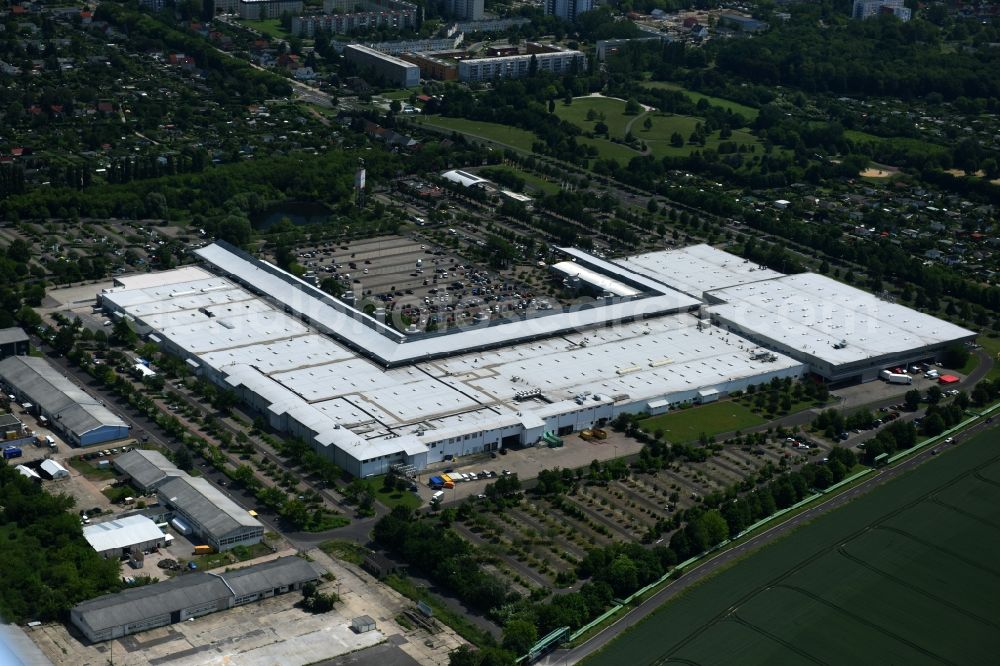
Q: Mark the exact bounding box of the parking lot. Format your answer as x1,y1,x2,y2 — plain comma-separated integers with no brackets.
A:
277,234,562,333
415,430,646,505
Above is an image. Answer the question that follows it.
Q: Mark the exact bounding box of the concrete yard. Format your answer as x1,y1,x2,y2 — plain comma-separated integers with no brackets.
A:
416,430,644,505
29,548,464,666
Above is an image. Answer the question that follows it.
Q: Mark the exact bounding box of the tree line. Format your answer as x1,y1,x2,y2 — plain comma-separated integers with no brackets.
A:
0,464,122,623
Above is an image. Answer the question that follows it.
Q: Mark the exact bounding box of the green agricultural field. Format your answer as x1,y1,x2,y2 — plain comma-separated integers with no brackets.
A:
639,401,765,442
418,116,538,152
586,426,1000,666
641,81,760,122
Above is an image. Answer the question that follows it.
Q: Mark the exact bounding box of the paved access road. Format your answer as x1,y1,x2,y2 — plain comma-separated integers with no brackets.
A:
543,414,999,666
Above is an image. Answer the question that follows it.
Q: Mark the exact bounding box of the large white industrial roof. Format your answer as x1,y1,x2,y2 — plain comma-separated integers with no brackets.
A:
550,261,640,297
104,253,805,465
84,514,164,553
194,242,700,366
706,273,976,366
112,266,214,291
617,244,783,297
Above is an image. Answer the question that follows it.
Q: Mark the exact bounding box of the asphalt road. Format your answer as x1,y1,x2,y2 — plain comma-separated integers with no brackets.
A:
544,413,999,666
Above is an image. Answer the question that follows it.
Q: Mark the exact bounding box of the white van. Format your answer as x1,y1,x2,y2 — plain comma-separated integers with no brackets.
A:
431,490,444,502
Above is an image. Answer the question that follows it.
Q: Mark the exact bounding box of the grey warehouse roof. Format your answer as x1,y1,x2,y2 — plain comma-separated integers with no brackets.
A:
72,557,320,634
220,556,321,598
113,449,183,489
73,572,230,632
158,476,262,537
0,356,127,436
0,327,29,345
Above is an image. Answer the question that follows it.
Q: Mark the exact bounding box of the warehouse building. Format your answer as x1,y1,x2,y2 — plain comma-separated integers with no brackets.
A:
114,449,184,493
97,240,973,477
83,515,167,559
703,273,976,384
157,476,264,551
344,44,420,88
0,327,29,360
70,556,321,642
615,244,976,385
39,459,69,480
99,244,805,477
0,356,129,447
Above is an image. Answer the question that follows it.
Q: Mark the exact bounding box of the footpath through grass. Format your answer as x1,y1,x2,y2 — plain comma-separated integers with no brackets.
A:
639,401,765,442
585,426,1000,665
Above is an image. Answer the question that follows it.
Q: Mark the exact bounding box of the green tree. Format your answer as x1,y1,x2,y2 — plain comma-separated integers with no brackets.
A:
502,618,538,655
174,445,194,471
940,344,969,370
904,389,922,411
607,554,639,597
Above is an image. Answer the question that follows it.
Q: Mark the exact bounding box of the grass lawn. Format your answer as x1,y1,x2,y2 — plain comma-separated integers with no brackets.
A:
418,116,538,152
236,18,293,40
379,88,421,101
978,335,1000,382
190,542,273,569
68,457,118,481
481,165,561,194
319,539,368,565
844,129,949,155
640,401,766,442
363,475,422,511
577,136,644,163
101,485,132,503
641,81,759,123
586,427,1000,666
554,96,636,137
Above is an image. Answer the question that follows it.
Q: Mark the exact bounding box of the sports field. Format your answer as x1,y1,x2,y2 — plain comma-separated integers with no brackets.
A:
585,426,1000,665
639,401,764,442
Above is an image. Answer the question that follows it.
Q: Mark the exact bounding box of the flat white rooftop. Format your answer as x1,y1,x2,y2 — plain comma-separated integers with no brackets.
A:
84,514,164,553
551,261,640,297
102,259,804,465
112,266,214,291
617,244,783,297
195,242,701,366
706,273,976,367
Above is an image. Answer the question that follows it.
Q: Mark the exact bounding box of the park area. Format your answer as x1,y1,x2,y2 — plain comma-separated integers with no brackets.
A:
585,426,1000,665
422,95,764,166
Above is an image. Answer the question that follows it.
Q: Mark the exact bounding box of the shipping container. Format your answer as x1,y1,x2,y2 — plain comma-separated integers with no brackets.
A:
2,446,22,460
